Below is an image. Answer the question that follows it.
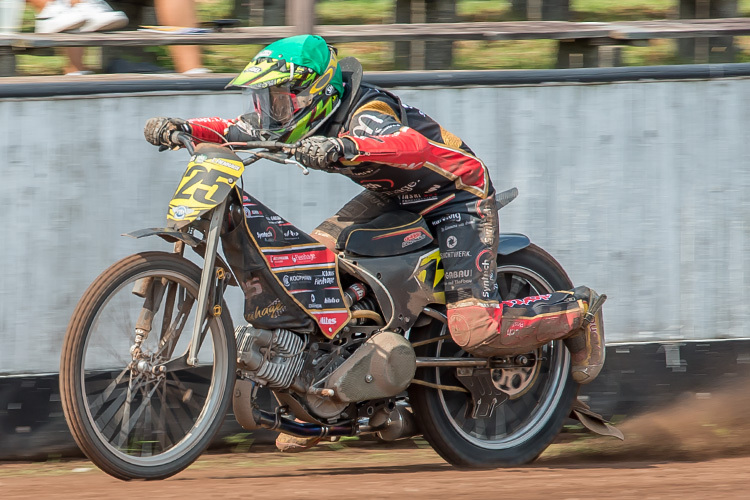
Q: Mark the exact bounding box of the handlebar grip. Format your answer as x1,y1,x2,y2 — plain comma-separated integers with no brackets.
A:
169,131,195,154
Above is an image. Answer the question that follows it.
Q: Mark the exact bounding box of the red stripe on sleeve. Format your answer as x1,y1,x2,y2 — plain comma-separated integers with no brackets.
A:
187,117,234,143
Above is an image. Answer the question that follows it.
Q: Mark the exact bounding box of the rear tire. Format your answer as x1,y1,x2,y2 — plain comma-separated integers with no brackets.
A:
409,244,578,468
60,252,235,480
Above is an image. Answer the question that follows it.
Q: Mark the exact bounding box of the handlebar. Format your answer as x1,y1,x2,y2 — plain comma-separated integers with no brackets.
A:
164,133,309,175
243,140,300,152
241,140,309,175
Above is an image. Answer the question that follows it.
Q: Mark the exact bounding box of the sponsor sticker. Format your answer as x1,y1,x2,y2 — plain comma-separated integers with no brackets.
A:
172,205,189,220
282,274,313,287
256,228,275,240
431,213,461,226
206,158,242,171
402,231,427,248
245,299,285,321
445,269,471,280
502,294,552,308
441,250,471,259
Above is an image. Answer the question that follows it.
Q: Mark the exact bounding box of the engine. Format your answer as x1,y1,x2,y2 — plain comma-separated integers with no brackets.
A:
234,325,306,389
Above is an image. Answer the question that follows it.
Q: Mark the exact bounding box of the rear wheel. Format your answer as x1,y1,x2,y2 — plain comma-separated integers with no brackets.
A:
60,252,236,480
409,244,577,467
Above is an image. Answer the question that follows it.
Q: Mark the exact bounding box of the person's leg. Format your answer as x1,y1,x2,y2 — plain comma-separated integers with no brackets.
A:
27,0,50,10
63,47,87,73
311,190,398,251
429,195,606,384
28,0,87,73
153,0,203,73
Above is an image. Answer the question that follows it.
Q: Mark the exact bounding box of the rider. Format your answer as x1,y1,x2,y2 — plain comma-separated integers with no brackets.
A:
144,34,606,446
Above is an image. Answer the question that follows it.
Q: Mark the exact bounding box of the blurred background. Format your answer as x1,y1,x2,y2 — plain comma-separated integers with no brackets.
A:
10,0,750,75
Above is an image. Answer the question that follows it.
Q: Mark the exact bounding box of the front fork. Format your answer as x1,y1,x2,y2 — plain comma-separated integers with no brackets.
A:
187,200,227,366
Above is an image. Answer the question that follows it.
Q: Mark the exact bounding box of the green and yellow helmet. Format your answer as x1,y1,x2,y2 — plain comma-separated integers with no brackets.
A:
227,34,344,143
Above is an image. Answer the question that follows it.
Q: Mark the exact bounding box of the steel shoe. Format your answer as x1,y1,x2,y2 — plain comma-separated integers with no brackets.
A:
563,286,607,384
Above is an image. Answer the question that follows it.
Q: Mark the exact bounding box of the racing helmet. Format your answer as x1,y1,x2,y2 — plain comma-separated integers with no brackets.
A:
226,34,344,142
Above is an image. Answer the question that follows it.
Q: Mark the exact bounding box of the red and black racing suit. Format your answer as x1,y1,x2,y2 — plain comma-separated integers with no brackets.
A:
184,83,585,357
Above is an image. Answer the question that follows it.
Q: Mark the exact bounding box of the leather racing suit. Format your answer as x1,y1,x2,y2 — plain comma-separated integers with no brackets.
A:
181,65,603,378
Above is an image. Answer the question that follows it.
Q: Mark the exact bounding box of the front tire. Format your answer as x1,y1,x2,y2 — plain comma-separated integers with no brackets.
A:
409,244,577,468
60,252,236,480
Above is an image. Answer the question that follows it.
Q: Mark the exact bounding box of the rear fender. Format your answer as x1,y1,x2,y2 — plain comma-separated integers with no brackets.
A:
124,227,238,286
497,233,531,256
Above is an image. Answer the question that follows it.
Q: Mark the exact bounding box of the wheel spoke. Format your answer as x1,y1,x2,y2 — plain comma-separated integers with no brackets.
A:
118,383,160,450
156,286,195,360
86,368,129,416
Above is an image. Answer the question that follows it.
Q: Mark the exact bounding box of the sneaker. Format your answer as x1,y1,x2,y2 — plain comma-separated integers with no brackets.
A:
72,0,128,33
564,286,607,384
35,0,86,34
182,67,213,75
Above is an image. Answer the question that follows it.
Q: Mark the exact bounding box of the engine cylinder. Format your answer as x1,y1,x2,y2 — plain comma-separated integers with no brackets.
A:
235,325,305,389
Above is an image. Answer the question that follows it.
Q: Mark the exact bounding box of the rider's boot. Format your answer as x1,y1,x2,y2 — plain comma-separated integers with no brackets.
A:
275,432,322,453
563,287,607,384
447,286,606,384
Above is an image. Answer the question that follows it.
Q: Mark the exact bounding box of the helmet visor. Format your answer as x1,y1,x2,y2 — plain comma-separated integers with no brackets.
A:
241,84,312,134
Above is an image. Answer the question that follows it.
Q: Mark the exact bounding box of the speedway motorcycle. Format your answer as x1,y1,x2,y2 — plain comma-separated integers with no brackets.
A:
60,132,614,481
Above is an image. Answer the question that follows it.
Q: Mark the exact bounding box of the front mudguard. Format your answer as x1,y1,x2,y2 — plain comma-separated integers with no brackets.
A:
124,227,238,287
497,233,531,256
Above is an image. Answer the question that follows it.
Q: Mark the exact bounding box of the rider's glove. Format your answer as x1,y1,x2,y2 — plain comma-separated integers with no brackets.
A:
293,136,356,170
144,117,189,148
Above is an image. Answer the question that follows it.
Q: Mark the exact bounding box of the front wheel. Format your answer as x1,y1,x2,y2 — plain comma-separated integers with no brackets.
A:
60,252,236,480
409,244,577,468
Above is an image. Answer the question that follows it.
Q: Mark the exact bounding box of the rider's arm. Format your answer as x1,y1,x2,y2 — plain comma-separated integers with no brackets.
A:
186,117,261,143
339,100,430,169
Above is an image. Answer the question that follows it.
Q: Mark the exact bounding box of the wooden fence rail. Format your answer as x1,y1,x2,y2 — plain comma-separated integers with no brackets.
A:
3,18,750,77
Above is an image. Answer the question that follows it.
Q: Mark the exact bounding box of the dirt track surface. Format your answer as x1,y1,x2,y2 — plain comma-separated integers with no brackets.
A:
5,388,750,499
2,443,750,500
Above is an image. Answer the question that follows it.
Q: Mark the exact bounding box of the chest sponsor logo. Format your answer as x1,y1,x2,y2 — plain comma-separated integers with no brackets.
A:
349,167,380,177
400,193,437,205
446,235,458,249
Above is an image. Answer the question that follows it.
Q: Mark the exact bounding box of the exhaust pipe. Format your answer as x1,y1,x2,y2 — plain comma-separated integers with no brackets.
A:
252,407,357,438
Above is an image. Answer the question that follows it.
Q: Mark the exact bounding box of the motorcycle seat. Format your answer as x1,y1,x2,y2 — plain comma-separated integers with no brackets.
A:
337,210,434,257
